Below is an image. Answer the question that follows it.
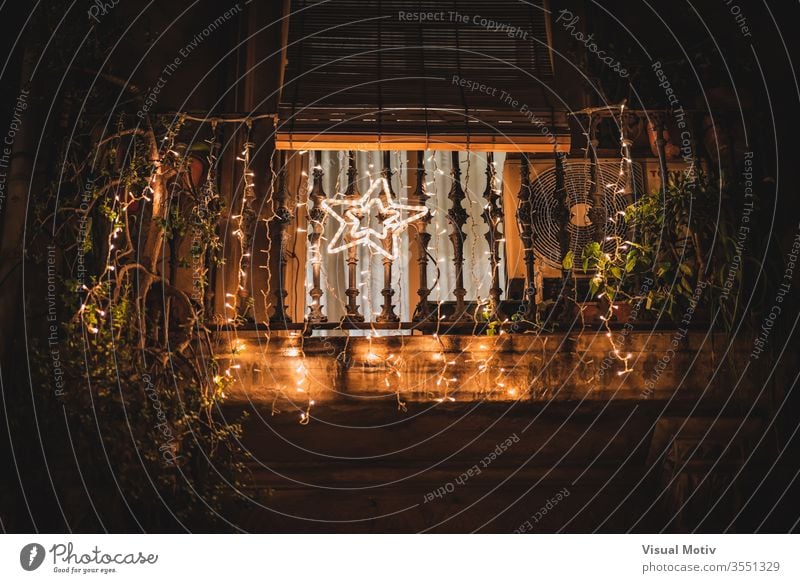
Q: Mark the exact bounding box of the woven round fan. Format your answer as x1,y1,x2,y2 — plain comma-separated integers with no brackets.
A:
528,161,642,267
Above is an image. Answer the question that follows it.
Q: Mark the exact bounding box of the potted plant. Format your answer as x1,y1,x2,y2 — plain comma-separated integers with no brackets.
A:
563,169,741,326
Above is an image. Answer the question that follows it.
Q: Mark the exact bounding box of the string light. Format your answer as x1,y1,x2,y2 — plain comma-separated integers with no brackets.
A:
230,122,256,325
322,177,428,260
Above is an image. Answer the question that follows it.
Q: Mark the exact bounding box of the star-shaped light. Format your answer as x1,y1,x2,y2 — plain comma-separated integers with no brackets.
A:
322,177,429,260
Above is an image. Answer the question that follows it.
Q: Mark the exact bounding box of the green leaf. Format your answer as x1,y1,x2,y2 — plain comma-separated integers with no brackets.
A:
656,262,672,279
562,250,574,270
625,252,637,273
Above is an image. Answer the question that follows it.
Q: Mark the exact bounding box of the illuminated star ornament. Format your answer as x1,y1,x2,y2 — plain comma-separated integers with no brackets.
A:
322,177,429,260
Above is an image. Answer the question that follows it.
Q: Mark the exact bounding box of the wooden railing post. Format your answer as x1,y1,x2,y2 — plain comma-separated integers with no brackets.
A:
517,153,537,321
307,151,327,323
270,149,292,322
376,151,400,323
482,152,504,319
343,151,365,322
411,151,433,321
447,151,469,321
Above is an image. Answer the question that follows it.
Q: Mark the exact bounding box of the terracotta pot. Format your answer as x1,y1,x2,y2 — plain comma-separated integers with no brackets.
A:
647,120,681,160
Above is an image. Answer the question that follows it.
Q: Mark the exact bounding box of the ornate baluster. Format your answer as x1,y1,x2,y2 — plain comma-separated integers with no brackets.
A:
553,150,575,322
554,151,572,282
447,151,469,321
343,151,364,322
307,151,327,323
376,151,399,323
270,150,292,322
517,153,537,321
482,152,504,319
587,115,607,244
554,151,571,267
411,151,434,321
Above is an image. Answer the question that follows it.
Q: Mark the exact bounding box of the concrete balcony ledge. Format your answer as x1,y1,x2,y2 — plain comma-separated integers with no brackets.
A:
215,330,743,405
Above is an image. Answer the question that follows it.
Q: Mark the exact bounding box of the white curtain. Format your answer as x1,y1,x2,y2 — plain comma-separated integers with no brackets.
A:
308,150,506,322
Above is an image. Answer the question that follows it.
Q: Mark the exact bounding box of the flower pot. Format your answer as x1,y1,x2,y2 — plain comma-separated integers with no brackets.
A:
647,120,681,160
